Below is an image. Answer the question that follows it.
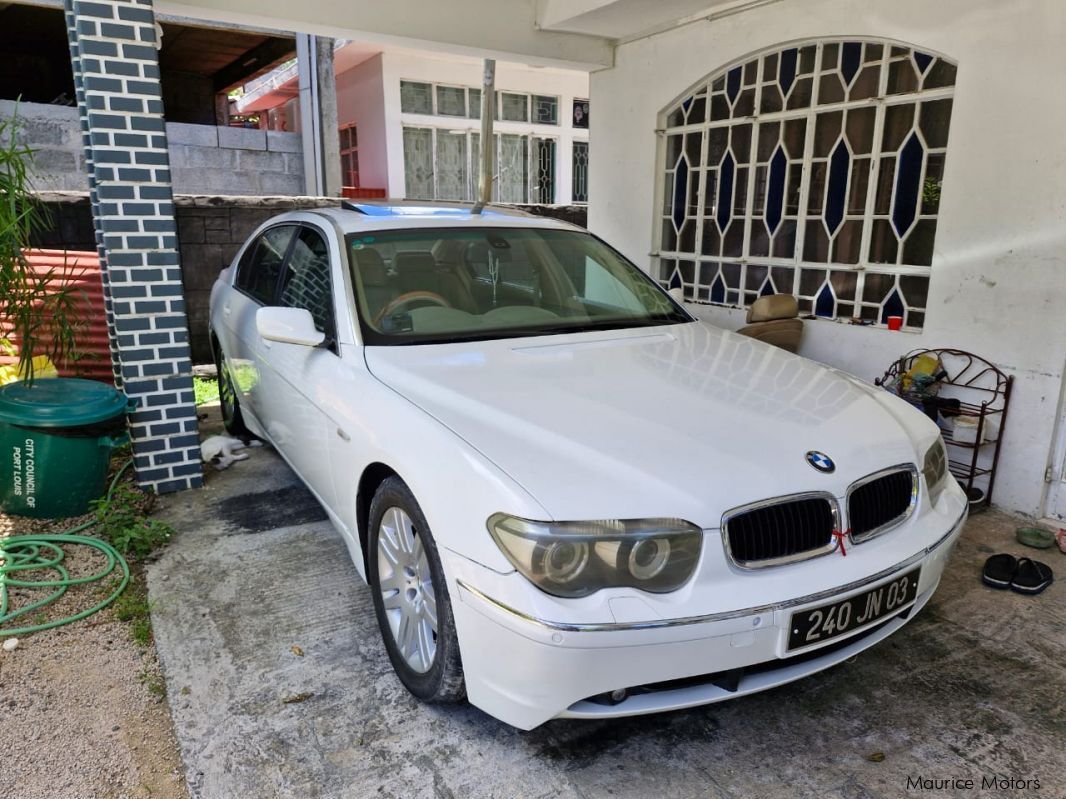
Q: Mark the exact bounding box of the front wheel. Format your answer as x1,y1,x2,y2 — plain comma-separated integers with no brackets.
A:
214,341,248,436
368,476,465,703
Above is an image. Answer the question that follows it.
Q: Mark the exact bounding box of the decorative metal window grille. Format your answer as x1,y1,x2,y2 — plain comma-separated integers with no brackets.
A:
572,141,589,203
402,127,555,204
339,124,359,188
656,40,956,329
532,138,556,204
534,95,559,125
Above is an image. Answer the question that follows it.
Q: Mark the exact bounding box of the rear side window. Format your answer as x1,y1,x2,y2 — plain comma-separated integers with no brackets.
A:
236,225,296,304
279,227,334,334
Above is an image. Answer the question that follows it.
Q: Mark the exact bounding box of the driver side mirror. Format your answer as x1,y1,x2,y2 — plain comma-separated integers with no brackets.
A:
256,307,326,347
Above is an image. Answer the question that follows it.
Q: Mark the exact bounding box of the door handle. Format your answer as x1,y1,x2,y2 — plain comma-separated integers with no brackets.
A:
336,427,350,442
223,303,232,316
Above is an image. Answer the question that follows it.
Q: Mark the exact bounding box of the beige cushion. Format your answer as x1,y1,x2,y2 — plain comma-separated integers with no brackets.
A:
737,318,803,353
746,293,799,323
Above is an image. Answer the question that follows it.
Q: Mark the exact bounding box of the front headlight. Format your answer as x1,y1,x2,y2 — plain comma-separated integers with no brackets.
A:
922,438,949,504
487,514,703,598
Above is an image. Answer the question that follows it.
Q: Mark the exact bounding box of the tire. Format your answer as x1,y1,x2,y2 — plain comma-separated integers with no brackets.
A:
214,340,249,437
368,476,466,703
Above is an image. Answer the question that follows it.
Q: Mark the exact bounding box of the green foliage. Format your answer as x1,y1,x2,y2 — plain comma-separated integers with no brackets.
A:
193,375,219,406
113,582,153,646
90,481,174,559
0,104,85,384
922,176,942,210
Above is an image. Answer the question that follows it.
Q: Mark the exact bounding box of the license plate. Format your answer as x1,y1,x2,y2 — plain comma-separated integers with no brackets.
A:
787,567,921,651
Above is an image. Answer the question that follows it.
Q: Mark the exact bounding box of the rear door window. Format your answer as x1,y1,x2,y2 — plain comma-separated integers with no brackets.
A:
236,225,297,304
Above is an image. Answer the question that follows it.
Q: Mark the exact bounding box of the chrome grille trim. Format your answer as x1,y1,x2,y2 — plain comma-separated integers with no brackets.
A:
721,491,840,570
846,464,919,544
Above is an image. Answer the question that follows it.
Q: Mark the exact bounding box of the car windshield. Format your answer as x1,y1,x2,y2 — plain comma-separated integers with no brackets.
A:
346,226,691,344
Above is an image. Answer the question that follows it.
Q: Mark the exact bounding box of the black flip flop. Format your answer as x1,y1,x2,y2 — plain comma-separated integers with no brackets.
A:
981,553,1017,589
1010,559,1054,596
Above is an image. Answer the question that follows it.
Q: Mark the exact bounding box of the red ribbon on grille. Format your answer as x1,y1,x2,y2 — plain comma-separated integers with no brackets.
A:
832,528,850,556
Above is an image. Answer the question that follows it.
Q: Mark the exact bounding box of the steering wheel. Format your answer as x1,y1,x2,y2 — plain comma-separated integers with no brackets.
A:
373,291,452,325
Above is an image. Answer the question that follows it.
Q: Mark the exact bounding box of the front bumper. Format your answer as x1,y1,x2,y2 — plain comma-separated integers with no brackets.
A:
446,504,967,730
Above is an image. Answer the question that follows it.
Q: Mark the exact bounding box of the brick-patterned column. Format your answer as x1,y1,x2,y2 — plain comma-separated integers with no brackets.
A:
64,0,202,493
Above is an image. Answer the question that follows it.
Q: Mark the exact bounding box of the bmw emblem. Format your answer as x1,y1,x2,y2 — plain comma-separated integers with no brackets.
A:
806,451,835,473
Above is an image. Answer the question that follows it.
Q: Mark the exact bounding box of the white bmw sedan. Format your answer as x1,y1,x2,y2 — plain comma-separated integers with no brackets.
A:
209,203,967,730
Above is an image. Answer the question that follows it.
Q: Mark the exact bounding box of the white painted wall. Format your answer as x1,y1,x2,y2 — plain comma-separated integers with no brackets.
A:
374,49,590,202
588,0,1066,517
336,53,389,190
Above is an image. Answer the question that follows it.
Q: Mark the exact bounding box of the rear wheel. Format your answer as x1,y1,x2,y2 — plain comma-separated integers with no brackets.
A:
214,341,248,436
368,476,465,703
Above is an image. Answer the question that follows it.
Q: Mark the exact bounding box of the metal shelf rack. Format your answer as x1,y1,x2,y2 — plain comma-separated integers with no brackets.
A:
876,348,1013,508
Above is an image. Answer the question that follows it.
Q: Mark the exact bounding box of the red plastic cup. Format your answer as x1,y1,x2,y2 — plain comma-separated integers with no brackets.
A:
887,316,903,331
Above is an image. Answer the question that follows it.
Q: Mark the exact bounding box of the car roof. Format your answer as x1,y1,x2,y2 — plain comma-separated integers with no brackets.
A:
304,201,584,234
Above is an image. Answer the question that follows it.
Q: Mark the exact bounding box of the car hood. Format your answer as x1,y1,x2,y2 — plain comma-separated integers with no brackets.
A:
364,321,934,527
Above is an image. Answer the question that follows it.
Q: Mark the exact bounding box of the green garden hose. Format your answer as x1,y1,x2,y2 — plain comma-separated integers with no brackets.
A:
0,460,132,637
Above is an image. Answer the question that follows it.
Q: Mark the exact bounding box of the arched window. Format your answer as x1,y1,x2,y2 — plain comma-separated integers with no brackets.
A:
655,40,956,329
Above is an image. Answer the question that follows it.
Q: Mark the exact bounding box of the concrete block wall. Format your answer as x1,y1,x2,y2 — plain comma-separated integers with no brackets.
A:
168,123,304,195
1,100,89,191
3,99,305,196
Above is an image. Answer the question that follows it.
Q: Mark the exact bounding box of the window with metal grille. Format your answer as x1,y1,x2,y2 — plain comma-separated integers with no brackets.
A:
656,40,956,330
339,124,359,188
572,141,589,203
402,127,555,204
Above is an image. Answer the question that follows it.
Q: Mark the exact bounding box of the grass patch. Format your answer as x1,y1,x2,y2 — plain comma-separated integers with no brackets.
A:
193,375,219,406
138,666,166,699
113,578,153,647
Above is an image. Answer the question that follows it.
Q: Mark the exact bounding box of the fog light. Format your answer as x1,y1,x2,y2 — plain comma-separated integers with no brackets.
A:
610,688,628,703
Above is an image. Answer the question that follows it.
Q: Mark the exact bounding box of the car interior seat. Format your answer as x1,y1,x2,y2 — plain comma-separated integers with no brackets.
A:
736,293,804,353
351,247,396,320
394,251,477,313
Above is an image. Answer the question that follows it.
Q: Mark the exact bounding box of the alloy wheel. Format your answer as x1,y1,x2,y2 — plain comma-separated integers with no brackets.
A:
376,506,438,673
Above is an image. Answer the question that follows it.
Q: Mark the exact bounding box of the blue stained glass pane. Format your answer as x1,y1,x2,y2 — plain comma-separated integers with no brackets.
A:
815,282,835,317
759,278,775,297
710,273,726,303
881,288,905,322
716,152,735,231
841,42,862,85
669,268,682,290
824,141,850,234
892,133,924,235
779,48,798,95
766,146,787,233
726,67,742,103
913,51,933,74
672,156,689,230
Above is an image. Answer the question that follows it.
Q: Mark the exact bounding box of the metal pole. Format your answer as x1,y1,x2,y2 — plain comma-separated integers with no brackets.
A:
472,59,496,214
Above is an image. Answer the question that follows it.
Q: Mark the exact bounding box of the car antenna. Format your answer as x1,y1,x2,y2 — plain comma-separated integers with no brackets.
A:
471,58,496,215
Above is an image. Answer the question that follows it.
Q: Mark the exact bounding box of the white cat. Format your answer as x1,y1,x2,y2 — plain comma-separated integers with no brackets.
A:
200,435,260,470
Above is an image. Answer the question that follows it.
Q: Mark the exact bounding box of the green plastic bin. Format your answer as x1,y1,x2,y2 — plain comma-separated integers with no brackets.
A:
0,377,133,518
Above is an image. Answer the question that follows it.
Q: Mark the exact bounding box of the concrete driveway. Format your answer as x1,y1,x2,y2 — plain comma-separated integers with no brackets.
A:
149,435,1065,799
